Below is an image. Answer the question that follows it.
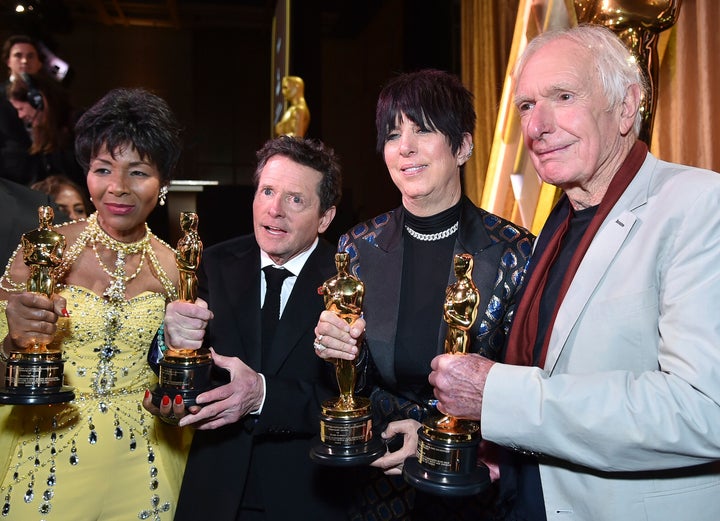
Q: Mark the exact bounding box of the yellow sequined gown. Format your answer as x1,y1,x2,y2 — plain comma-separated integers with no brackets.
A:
0,286,191,521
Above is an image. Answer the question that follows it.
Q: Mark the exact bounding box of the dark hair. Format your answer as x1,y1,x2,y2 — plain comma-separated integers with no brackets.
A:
7,73,73,154
253,135,342,213
2,35,43,68
31,174,91,216
74,88,182,184
375,69,476,155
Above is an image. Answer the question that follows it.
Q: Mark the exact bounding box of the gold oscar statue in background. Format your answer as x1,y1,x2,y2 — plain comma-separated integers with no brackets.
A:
154,212,213,408
0,206,75,404
574,0,682,145
274,75,310,138
310,252,384,465
404,253,490,496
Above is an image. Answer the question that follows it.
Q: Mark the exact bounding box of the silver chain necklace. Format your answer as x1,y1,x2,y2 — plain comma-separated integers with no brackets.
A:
405,221,459,242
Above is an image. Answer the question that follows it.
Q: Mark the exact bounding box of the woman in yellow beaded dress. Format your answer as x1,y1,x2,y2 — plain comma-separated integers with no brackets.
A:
0,88,190,520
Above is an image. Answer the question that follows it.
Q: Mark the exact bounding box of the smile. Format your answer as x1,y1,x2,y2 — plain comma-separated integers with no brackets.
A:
533,143,569,158
401,164,427,174
104,203,135,215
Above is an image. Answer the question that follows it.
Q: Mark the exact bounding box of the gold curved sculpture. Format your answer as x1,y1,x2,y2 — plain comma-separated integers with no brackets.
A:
575,0,682,144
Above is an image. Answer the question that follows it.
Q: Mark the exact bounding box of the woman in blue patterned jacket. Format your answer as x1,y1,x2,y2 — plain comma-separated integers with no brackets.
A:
313,69,534,520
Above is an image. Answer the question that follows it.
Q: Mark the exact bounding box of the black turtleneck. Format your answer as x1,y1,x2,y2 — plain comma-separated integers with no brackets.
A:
394,200,461,397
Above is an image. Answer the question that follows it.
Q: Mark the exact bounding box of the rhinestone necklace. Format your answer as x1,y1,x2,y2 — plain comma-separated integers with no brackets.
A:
405,221,459,242
1,213,178,302
85,214,151,301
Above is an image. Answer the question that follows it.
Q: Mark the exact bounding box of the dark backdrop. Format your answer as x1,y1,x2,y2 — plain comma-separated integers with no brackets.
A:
1,0,460,247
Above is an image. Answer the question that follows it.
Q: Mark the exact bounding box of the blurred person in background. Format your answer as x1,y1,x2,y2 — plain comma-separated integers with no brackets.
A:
32,173,92,221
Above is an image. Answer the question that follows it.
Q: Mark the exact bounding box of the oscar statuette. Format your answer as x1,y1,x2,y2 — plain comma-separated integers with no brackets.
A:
403,253,491,496
0,206,75,404
152,212,213,407
310,252,384,465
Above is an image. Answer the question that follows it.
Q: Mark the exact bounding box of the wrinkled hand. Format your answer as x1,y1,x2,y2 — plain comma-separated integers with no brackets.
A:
370,419,420,475
164,298,213,351
429,353,494,422
313,310,364,362
5,292,66,349
176,349,264,430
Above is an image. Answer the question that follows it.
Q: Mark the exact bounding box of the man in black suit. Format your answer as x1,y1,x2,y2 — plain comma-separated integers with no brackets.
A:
0,177,65,269
146,136,350,520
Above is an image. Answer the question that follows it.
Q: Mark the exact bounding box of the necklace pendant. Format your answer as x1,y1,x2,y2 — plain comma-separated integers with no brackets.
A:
103,279,125,301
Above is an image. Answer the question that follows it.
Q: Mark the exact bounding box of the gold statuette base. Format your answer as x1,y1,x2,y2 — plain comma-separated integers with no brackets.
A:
403,417,490,496
0,351,75,405
310,396,385,466
152,348,214,408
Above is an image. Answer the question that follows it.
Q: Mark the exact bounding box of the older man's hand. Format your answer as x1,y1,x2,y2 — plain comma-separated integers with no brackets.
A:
429,353,495,422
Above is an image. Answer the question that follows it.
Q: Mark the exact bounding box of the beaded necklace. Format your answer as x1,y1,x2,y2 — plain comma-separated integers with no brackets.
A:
1,214,177,302
86,217,150,301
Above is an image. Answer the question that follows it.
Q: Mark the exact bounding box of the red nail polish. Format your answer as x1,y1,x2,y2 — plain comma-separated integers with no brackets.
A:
161,395,170,407
144,389,150,399
61,308,69,317
174,394,183,405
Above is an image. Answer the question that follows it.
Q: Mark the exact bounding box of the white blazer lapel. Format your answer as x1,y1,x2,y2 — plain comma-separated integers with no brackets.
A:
544,210,637,373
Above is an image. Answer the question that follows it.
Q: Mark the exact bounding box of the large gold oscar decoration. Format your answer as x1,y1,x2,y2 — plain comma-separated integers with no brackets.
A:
274,75,310,138
403,253,490,495
310,252,384,465
0,206,75,404
574,0,682,145
153,212,213,407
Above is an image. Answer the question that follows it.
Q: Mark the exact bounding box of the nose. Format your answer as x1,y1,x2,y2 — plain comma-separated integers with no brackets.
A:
525,102,554,141
398,132,416,157
267,193,285,217
108,174,129,195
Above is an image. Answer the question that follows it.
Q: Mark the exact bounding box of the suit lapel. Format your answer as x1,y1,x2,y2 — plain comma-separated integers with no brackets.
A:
358,211,404,387
221,245,262,369
544,157,654,373
454,198,502,347
262,241,333,374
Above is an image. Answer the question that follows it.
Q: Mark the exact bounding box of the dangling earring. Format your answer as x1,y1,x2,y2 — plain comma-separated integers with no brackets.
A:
158,185,168,206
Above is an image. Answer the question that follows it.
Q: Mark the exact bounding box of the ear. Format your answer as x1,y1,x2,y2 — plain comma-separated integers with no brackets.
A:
456,133,474,166
317,206,336,234
619,83,642,136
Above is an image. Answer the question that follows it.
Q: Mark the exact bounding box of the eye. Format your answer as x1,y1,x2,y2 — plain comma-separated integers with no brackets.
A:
386,131,400,141
262,187,273,196
92,167,110,175
516,101,534,113
286,194,305,207
558,92,573,102
130,169,150,177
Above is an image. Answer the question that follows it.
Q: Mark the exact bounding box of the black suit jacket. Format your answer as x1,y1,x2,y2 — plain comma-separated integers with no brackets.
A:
0,178,62,269
175,235,351,521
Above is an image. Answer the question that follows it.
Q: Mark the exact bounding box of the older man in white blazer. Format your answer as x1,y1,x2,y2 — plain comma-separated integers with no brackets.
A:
429,24,720,521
